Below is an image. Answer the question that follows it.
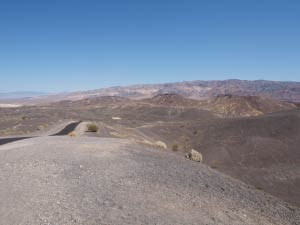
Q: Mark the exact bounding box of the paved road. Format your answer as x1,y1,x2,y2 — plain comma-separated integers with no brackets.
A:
0,136,32,146
0,136,298,225
50,121,81,136
0,121,81,146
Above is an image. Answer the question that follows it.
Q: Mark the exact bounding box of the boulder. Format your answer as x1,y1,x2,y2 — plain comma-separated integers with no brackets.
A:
155,141,167,149
185,149,203,162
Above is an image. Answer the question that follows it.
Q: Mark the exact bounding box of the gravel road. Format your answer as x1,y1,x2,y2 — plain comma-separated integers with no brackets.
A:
0,136,298,225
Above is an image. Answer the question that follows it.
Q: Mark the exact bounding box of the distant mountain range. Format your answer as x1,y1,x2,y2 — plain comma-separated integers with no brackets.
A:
49,79,300,102
2,79,300,104
0,91,49,99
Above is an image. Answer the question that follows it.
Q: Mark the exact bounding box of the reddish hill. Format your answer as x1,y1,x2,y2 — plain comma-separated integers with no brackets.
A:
140,94,296,117
51,96,131,108
199,94,297,117
140,93,199,107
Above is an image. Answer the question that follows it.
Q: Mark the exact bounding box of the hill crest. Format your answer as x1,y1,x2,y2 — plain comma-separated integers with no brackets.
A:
199,94,297,117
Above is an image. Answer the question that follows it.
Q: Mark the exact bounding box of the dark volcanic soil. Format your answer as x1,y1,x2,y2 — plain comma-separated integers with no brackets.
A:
0,136,298,225
137,109,300,207
0,96,299,208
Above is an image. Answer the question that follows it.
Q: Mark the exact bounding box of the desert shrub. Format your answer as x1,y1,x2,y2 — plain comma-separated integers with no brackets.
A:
37,124,48,130
211,160,218,169
255,186,263,191
86,123,99,132
172,144,179,151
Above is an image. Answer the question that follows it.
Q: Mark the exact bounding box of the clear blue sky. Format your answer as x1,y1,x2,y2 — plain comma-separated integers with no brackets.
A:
0,0,299,92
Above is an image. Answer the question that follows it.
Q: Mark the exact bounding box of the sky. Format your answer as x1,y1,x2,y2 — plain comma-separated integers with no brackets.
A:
0,0,299,92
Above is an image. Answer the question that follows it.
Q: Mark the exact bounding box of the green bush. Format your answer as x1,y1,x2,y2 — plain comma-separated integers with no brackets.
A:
86,123,99,132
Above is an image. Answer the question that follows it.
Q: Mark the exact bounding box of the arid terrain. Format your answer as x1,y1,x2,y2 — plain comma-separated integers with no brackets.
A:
1,136,299,225
2,79,300,105
0,80,300,224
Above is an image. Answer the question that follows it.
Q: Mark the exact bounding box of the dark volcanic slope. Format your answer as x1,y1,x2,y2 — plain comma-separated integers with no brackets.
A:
0,97,217,135
137,109,300,207
0,94,299,208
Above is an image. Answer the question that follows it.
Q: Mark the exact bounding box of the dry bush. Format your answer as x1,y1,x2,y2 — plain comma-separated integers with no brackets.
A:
172,144,179,151
255,186,263,191
86,123,99,132
211,160,218,169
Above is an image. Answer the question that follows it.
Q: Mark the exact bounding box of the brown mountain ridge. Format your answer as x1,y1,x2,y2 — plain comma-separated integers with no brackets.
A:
2,79,300,105
140,93,296,117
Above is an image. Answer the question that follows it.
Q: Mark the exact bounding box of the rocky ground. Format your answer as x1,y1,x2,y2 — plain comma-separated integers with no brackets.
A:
0,136,299,225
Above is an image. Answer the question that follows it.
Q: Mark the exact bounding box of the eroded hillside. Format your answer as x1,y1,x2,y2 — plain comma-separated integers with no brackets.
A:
0,95,299,208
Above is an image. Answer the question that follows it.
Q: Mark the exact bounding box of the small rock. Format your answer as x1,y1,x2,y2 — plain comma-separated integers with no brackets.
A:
155,141,167,149
185,149,203,162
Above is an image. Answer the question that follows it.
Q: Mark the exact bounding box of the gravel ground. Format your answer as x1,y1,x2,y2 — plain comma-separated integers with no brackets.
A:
0,136,298,225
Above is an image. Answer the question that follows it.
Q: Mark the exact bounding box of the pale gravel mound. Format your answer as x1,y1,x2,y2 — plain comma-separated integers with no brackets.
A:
0,136,298,225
